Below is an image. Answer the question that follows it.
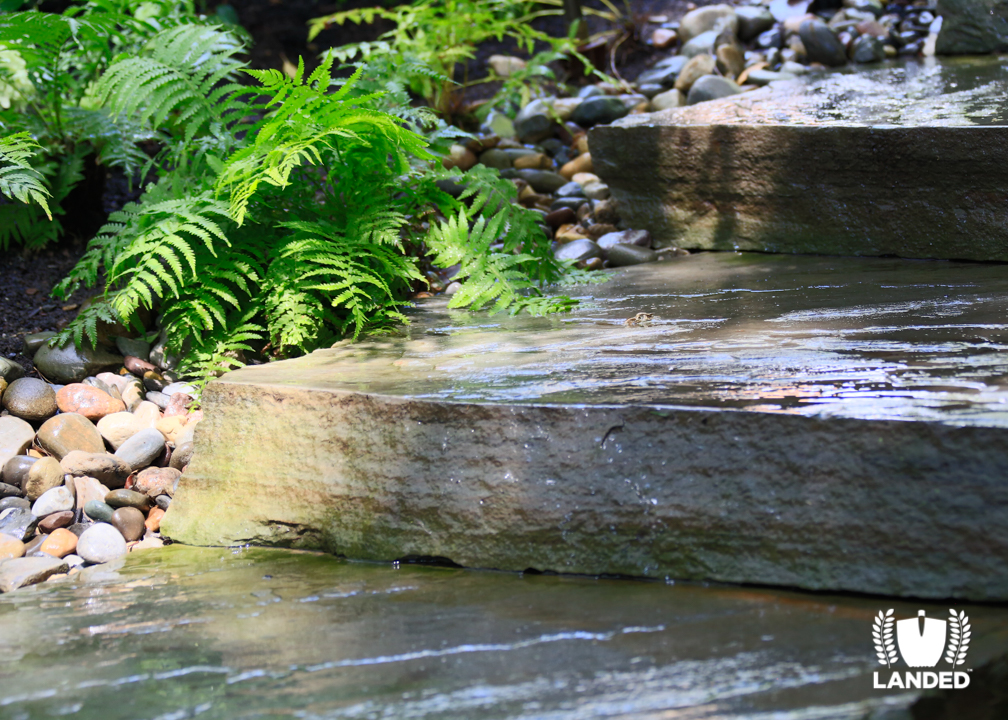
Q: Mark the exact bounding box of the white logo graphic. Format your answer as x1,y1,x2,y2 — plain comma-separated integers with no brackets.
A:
871,609,971,690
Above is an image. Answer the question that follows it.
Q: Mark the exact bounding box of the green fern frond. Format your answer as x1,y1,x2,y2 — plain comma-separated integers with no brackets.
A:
52,293,131,351
0,131,51,219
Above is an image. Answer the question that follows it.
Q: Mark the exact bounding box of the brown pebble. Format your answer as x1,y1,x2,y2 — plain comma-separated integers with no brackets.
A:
105,488,152,512
111,507,145,542
145,507,165,533
544,207,576,228
587,223,619,240
40,528,77,558
55,384,125,422
134,466,180,498
124,355,156,375
38,511,74,533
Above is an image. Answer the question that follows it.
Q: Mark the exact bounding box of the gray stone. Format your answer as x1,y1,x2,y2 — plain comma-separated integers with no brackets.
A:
936,0,1008,54
31,486,74,518
514,113,553,144
0,483,22,499
60,451,131,488
590,57,1008,261
76,523,127,564
499,169,568,194
0,358,25,383
745,69,797,86
686,75,742,105
36,413,104,460
0,556,68,592
169,441,194,471
597,229,652,249
1,377,58,423
145,391,169,409
799,19,848,66
636,58,686,87
605,244,659,266
0,497,30,512
650,88,686,111
736,6,775,41
756,27,783,49
849,34,885,63
0,507,37,541
581,182,610,201
148,334,179,372
556,181,586,198
33,341,123,385
114,428,165,471
0,417,35,470
681,30,719,58
636,83,665,99
678,4,737,43
478,149,512,170
155,494,171,510
1,455,35,489
114,336,151,360
570,96,629,127
163,255,1008,600
105,488,152,512
553,239,602,263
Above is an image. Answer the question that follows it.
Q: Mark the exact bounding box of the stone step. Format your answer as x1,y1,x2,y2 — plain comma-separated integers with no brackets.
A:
590,57,1008,261
162,254,1008,600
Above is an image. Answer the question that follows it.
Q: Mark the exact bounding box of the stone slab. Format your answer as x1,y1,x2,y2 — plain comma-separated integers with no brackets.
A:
163,255,1008,599
590,57,1008,261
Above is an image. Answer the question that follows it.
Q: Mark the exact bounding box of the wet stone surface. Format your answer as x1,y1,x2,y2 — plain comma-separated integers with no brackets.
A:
0,545,1005,720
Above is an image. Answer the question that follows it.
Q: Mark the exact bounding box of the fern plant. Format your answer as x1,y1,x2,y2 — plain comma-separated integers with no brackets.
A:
50,24,574,392
0,1,204,249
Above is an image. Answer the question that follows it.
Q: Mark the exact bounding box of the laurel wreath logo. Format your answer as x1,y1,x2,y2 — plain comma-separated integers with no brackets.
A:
873,609,898,667
945,609,970,666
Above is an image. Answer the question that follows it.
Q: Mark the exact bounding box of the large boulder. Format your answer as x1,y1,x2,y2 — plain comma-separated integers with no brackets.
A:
33,340,123,384
936,0,1008,54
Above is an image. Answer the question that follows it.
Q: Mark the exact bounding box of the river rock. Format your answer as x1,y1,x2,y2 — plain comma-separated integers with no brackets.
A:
503,169,568,194
597,229,652,249
22,332,55,355
55,383,125,421
121,378,144,411
0,555,68,592
1,456,34,489
114,427,165,470
799,19,848,66
582,182,610,200
0,358,25,383
0,507,37,541
155,495,171,511
161,382,197,398
24,457,65,502
75,523,127,564
39,527,77,558
96,412,143,450
482,111,515,139
736,6,775,40
2,378,58,423
0,532,25,560
716,44,745,79
478,149,512,170
746,69,797,86
571,96,629,127
636,57,687,87
674,55,717,93
134,467,180,499
31,486,74,517
0,497,29,512
606,244,659,266
110,507,145,542
936,0,1008,54
651,88,686,111
176,419,198,449
0,416,35,469
555,239,602,263
849,34,885,63
133,401,162,429
105,488,152,512
681,29,719,58
145,507,165,533
33,341,123,385
38,511,74,533
0,482,22,499
169,441,194,471
75,475,111,510
678,4,737,43
114,336,151,360
83,500,114,523
148,335,179,371
61,451,130,489
36,413,105,460
687,75,742,104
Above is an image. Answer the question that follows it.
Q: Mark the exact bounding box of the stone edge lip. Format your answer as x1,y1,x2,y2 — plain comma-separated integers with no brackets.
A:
162,377,1008,602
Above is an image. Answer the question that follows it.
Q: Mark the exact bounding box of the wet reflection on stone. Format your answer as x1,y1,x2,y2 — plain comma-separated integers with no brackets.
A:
236,254,1008,427
3,546,1007,719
